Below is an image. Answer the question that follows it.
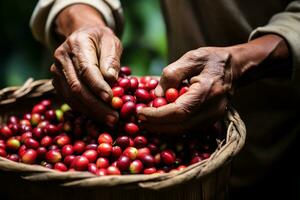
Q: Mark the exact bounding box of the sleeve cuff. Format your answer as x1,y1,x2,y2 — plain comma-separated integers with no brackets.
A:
249,20,300,88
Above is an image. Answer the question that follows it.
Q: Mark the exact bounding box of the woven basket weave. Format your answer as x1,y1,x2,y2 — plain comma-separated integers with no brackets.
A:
0,78,246,200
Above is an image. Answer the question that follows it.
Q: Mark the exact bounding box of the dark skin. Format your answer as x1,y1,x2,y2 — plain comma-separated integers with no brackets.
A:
51,4,291,133
51,4,121,127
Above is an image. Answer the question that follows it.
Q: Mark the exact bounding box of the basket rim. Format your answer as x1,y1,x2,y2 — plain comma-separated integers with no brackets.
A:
0,78,246,190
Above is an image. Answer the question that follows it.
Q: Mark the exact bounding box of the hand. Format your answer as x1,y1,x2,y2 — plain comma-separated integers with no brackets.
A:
137,34,290,134
138,47,236,134
50,5,122,127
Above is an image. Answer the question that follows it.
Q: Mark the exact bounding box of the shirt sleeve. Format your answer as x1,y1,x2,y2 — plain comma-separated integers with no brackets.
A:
30,0,123,49
249,1,300,87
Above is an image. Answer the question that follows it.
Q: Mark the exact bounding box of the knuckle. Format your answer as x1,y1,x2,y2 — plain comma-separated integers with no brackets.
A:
67,33,81,45
162,67,177,81
104,55,120,68
184,50,199,61
70,81,82,95
54,47,65,63
50,65,57,74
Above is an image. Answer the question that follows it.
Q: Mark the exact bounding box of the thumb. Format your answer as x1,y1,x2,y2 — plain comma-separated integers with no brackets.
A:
155,52,204,96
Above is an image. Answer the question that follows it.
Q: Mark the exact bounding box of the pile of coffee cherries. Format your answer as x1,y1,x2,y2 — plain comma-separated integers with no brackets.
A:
0,66,223,175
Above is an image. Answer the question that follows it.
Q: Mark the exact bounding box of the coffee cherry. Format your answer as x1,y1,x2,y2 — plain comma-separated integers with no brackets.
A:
134,136,148,148
54,162,68,171
36,147,47,159
32,104,46,114
129,160,143,174
137,147,151,160
107,166,121,175
98,133,113,144
44,124,58,135
123,147,138,160
120,102,136,118
40,99,52,108
55,109,64,122
160,150,176,165
0,140,5,149
149,89,157,100
144,167,157,174
30,113,42,126
73,141,86,154
55,135,71,147
179,86,189,96
96,157,109,169
111,146,122,158
23,114,32,121
135,89,151,103
7,154,19,162
146,79,158,90
140,154,155,167
61,144,74,157
85,163,96,175
140,76,152,84
40,136,52,147
8,116,19,125
74,156,89,171
118,78,131,91
177,165,187,171
82,150,98,163
60,103,71,112
117,155,131,171
0,148,7,157
46,150,62,164
120,66,131,76
115,136,130,149
153,97,167,108
21,149,37,164
64,155,76,166
165,88,179,103
124,123,139,136
111,97,123,109
18,145,27,157
97,143,112,157
85,144,98,151
122,95,136,103
129,77,139,91
1,126,13,138
112,86,124,97
37,120,49,129
6,137,21,151
97,168,108,176
24,138,39,149
45,110,56,122
8,124,19,135
32,127,44,139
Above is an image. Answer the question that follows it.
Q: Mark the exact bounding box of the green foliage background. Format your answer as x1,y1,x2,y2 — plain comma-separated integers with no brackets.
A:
0,0,167,88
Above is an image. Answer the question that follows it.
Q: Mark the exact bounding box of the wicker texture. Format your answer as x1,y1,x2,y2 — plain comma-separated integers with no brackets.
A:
0,79,246,200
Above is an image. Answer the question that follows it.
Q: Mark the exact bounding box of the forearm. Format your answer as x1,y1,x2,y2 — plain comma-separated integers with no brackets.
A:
55,4,107,40
229,34,292,85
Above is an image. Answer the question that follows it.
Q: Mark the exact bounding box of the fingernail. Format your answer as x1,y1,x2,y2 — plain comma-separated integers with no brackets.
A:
138,114,146,121
105,114,117,127
100,92,110,103
108,67,118,79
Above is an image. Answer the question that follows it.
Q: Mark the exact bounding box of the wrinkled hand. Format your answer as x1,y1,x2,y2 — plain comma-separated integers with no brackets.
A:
50,5,122,127
138,47,239,134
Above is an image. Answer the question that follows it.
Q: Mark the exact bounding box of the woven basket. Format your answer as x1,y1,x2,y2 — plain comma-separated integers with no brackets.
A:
0,78,246,200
